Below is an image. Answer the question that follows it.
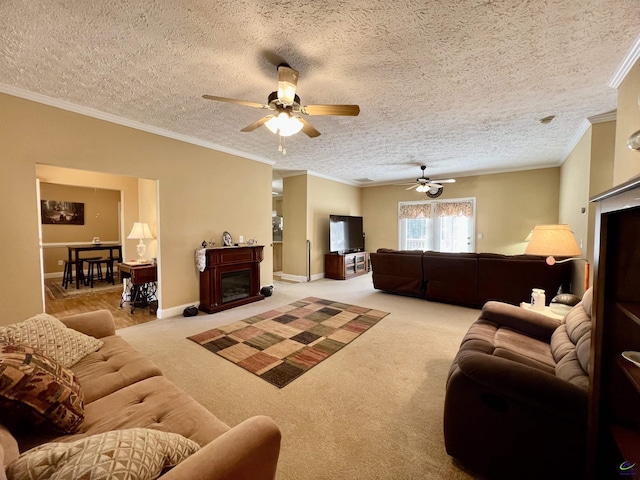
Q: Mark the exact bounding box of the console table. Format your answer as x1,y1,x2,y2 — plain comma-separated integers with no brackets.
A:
325,251,369,280
199,245,264,314
118,263,157,314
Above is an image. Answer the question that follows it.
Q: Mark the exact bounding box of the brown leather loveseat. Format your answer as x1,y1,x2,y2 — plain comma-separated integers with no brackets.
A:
443,288,593,479
370,249,572,308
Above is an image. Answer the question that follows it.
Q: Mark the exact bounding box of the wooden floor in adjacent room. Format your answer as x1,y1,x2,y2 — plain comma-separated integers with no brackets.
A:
45,278,157,330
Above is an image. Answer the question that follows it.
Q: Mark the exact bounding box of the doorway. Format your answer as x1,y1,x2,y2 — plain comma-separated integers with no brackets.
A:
36,164,159,326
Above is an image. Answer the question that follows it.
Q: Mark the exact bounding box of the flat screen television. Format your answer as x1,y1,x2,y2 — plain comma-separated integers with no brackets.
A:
329,215,364,253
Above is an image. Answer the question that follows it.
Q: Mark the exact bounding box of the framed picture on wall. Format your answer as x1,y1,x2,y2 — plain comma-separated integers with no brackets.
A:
41,200,85,225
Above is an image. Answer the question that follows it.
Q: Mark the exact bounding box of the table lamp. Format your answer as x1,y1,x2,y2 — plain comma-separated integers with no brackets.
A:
127,222,154,263
524,224,589,292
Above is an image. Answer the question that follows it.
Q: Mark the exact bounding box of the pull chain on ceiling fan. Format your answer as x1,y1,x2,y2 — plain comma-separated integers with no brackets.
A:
203,64,360,154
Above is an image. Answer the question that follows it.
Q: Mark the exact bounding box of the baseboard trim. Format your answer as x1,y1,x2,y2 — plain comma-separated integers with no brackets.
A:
280,273,306,283
158,301,199,320
279,272,325,283
44,272,64,279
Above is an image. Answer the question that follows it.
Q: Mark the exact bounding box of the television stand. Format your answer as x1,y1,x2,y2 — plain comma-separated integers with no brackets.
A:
325,251,369,280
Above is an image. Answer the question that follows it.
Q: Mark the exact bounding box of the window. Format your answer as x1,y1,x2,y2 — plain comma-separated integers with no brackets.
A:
398,198,475,252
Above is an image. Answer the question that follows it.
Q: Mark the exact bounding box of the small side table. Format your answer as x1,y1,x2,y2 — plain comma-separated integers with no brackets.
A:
519,302,569,320
118,263,157,314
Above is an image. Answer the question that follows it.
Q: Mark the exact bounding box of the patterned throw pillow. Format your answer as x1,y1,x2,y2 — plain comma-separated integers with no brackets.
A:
0,313,103,368
6,428,201,480
0,343,84,433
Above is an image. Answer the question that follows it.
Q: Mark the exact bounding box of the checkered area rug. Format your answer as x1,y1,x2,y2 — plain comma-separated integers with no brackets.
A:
187,297,390,388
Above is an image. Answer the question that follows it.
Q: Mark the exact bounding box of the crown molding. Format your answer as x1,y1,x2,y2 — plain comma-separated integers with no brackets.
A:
0,83,275,166
276,169,360,187
588,110,617,124
609,34,640,88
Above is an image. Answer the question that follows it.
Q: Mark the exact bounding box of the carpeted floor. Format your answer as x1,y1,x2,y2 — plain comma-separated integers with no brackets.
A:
118,273,478,479
188,298,390,388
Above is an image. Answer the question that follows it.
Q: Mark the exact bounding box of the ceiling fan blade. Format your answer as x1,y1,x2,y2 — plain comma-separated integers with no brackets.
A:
241,115,273,132
405,184,418,191
277,65,299,105
301,104,360,116
297,117,321,138
431,179,456,184
203,95,269,109
427,183,444,190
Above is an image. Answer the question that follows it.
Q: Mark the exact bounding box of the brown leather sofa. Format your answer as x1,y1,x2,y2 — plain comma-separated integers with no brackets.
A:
370,249,572,308
443,288,592,479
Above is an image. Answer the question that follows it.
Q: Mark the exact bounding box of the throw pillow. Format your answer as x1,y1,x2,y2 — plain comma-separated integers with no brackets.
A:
0,313,103,368
0,343,84,434
6,428,201,480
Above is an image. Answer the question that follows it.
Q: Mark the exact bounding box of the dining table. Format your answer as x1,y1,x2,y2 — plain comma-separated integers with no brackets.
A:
67,244,123,289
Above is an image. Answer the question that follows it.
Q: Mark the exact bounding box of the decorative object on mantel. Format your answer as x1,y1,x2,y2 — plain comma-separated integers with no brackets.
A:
222,231,233,246
201,241,207,248
127,222,154,263
195,248,206,273
187,297,389,388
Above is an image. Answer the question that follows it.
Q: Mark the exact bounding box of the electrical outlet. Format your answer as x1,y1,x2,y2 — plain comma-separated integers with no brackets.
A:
57,260,63,266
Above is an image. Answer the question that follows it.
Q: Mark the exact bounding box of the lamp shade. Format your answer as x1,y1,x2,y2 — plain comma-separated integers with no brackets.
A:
524,224,581,256
127,222,154,240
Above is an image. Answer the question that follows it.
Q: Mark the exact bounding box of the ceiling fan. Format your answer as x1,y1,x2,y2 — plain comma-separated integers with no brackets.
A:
401,165,456,198
203,63,360,153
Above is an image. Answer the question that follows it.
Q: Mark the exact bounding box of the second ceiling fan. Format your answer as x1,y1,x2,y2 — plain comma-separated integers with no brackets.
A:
203,63,360,153
402,165,456,198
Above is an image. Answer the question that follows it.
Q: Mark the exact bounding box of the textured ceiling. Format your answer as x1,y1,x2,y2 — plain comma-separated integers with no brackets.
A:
1,1,639,187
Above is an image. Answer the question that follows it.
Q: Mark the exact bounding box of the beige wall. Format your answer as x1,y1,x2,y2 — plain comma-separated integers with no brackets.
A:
558,120,616,294
307,175,361,276
559,128,591,257
587,121,616,288
282,175,308,278
362,168,561,255
0,93,273,324
613,61,640,184
281,174,361,279
136,178,158,262
40,183,121,274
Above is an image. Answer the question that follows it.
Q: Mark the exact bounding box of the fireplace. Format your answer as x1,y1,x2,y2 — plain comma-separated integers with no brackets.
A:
199,245,264,314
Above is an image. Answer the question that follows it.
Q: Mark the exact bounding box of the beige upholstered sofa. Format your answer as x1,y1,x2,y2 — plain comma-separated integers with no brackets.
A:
444,288,592,479
0,310,281,479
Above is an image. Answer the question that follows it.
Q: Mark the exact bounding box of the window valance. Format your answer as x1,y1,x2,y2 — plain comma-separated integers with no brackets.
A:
399,203,432,219
436,201,473,217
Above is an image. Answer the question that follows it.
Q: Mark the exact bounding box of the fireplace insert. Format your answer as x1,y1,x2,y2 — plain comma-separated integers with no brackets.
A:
221,269,251,304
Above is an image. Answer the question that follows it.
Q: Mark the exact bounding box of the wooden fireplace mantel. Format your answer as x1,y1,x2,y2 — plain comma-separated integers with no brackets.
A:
198,245,264,314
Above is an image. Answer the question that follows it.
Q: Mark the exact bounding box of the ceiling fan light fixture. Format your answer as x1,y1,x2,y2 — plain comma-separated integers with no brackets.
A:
277,65,299,105
265,112,303,137
416,184,428,193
